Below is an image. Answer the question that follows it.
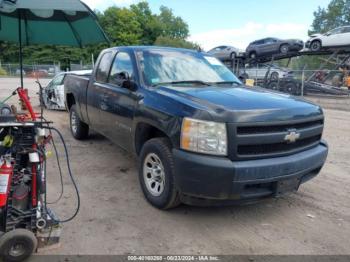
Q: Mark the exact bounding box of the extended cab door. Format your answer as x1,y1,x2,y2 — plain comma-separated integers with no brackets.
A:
87,51,114,130
98,51,138,151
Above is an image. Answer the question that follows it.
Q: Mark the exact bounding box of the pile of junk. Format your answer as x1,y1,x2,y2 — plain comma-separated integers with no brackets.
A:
0,86,79,262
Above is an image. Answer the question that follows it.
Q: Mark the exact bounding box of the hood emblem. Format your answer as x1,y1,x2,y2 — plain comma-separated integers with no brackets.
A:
284,130,300,143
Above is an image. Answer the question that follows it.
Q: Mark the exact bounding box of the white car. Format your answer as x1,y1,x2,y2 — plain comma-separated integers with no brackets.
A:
41,70,91,110
306,26,350,51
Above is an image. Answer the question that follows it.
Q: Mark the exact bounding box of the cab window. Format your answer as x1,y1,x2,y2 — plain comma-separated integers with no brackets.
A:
109,52,134,85
96,52,113,83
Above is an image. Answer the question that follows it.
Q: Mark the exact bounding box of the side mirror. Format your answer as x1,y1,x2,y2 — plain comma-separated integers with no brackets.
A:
121,79,138,92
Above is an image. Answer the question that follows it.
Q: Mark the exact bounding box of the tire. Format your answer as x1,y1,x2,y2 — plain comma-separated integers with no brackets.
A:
70,104,89,140
310,40,322,51
267,81,279,91
285,82,298,95
139,138,181,210
0,229,37,262
280,44,289,54
270,72,279,81
249,52,257,59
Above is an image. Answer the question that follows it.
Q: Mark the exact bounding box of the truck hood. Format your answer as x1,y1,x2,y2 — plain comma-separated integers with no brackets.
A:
155,85,323,123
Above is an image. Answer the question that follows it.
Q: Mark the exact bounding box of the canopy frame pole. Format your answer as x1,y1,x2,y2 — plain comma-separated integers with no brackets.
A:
18,8,23,88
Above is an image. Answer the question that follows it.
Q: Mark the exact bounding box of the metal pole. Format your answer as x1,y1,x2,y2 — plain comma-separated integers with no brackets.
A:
18,9,24,88
301,67,305,97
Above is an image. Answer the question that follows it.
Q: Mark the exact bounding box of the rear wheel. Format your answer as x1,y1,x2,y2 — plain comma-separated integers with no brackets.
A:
0,229,37,262
139,138,180,209
310,40,322,51
70,104,89,140
249,52,257,59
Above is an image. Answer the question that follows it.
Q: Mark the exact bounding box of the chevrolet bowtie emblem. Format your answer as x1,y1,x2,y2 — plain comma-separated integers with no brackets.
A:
284,130,300,143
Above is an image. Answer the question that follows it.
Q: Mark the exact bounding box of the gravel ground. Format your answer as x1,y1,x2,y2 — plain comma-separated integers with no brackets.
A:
0,78,349,255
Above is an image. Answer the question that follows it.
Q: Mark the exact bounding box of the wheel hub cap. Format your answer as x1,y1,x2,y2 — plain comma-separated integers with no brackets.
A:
71,111,78,134
143,153,165,197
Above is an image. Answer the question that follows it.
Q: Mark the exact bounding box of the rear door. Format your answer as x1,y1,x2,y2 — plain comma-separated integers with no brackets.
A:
98,51,138,151
86,51,114,130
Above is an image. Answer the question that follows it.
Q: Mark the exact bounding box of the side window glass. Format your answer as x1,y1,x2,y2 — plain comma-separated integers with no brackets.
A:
96,52,113,83
52,74,65,85
109,52,134,85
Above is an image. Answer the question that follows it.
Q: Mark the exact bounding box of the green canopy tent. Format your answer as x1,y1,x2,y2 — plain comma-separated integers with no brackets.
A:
0,0,110,87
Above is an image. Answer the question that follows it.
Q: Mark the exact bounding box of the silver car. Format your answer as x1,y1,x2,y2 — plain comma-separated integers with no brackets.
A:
240,64,293,80
207,45,240,61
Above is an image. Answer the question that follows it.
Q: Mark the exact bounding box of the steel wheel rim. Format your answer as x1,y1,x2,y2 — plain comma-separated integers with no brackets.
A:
9,242,26,257
312,42,320,51
143,153,165,197
71,111,78,134
281,45,288,53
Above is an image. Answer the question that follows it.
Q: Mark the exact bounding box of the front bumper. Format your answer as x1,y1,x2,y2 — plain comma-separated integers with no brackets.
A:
173,141,328,204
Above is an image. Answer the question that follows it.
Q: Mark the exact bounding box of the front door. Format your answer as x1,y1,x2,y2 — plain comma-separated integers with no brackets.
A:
98,51,138,151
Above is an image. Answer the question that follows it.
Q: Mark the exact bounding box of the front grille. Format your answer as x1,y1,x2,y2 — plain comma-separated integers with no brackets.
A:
233,117,324,159
237,119,323,135
237,135,321,156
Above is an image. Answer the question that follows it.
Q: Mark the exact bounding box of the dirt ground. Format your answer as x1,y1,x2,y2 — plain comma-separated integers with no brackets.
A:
0,78,349,255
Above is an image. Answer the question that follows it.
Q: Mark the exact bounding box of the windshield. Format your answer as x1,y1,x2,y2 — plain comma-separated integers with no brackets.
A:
137,49,241,86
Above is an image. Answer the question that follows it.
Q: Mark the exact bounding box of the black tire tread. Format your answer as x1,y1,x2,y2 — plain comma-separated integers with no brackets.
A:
139,137,181,210
70,104,89,140
0,229,37,262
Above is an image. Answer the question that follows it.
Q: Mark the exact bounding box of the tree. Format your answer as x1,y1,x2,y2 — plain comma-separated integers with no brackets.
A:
130,1,162,45
309,0,350,35
157,6,189,39
99,7,142,46
154,36,200,50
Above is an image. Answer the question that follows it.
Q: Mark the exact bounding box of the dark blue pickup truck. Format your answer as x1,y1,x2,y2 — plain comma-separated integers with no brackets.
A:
64,46,328,209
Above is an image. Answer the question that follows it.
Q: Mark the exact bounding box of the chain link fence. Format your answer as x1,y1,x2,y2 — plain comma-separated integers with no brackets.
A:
239,68,350,97
0,62,93,78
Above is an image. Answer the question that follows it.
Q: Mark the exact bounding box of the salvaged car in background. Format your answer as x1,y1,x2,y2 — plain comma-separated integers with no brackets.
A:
207,45,241,60
240,64,294,81
246,37,304,59
41,70,91,110
306,26,350,51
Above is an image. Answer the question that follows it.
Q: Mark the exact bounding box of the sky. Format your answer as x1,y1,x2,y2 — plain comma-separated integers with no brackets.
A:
82,0,331,51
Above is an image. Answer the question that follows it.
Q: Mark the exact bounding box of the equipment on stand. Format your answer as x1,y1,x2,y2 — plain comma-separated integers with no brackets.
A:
0,86,79,262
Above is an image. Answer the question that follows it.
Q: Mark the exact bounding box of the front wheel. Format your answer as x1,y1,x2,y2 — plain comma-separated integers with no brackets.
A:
139,138,180,209
310,40,322,51
70,104,89,140
280,44,289,54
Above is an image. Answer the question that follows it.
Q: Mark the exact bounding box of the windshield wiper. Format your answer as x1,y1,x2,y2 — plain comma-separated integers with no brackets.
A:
211,81,242,86
152,80,212,87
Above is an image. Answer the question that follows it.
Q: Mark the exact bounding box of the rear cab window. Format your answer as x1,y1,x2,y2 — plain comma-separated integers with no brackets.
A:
96,51,113,83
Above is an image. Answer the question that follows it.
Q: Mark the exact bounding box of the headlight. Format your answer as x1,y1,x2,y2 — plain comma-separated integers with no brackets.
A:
180,117,227,156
